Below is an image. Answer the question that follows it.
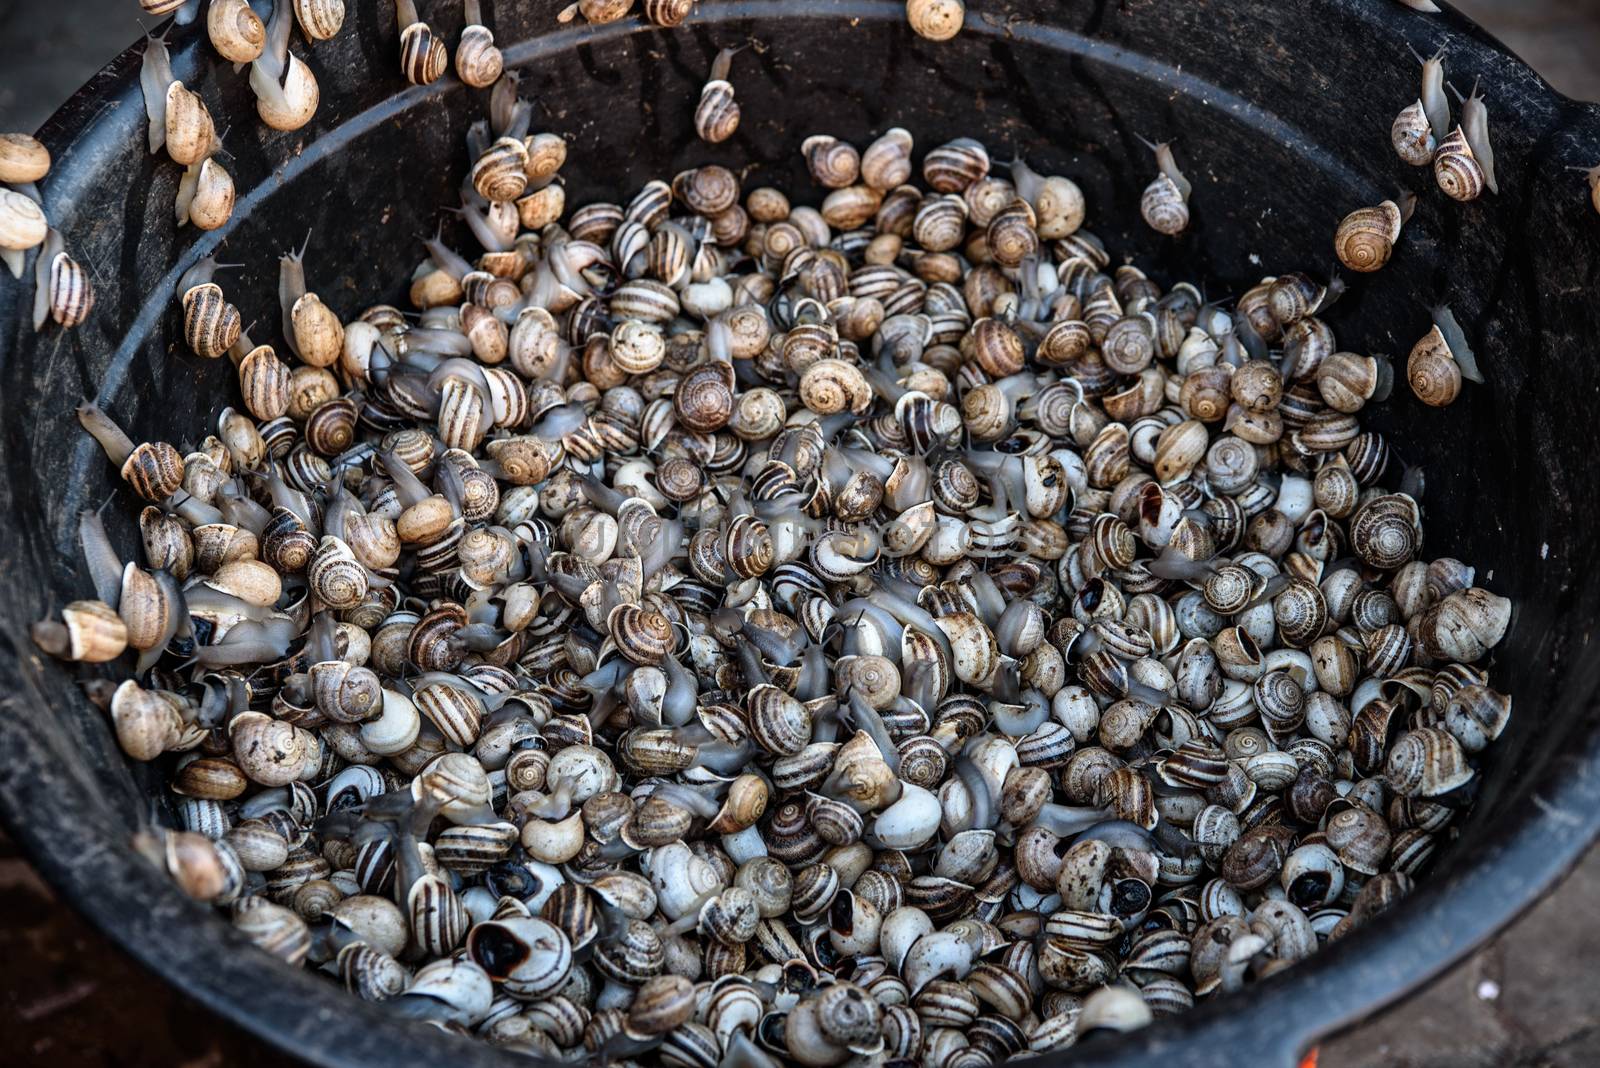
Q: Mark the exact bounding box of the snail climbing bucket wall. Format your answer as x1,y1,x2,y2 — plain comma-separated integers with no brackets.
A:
3,1,1600,1066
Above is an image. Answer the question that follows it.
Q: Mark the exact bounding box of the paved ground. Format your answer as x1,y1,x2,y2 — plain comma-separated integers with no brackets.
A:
1,1,1598,1066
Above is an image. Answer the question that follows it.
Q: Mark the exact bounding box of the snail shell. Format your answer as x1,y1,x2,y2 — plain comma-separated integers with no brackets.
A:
803,135,862,189
862,128,915,190
1433,126,1486,202
799,358,873,416
906,0,965,42
1385,728,1473,797
1392,99,1437,166
309,535,370,610
695,81,740,144
1334,199,1406,273
294,0,344,40
0,133,50,185
39,241,94,329
643,0,693,24
1140,173,1189,236
400,22,450,86
183,282,242,359
1406,324,1462,408
472,137,531,203
0,188,48,257
455,25,503,88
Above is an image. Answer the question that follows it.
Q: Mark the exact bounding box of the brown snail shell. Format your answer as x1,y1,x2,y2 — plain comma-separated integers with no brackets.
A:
1406,324,1462,408
1334,199,1407,273
1434,126,1486,202
455,25,503,88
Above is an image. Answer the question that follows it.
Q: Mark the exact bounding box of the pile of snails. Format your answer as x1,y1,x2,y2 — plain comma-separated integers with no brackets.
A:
31,37,1524,1064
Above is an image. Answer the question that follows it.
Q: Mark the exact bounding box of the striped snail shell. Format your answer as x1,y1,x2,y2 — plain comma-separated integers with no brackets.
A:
122,441,186,502
183,282,242,358
1141,172,1190,235
643,0,693,25
610,604,675,665
1391,99,1436,166
799,358,872,416
338,942,408,1002
1102,313,1156,375
674,361,736,432
1272,577,1328,648
293,0,343,38
455,24,503,88
1350,493,1422,570
1254,669,1306,735
985,199,1039,268
1385,728,1473,798
262,506,317,573
311,660,383,724
912,193,969,252
408,873,467,957
802,135,862,189
673,164,740,216
862,127,915,190
1433,126,1486,202
399,21,450,85
35,236,94,330
472,137,530,203
1204,564,1259,615
1406,324,1462,407
923,138,989,192
304,395,358,455
695,80,740,144
308,535,370,610
1334,198,1409,273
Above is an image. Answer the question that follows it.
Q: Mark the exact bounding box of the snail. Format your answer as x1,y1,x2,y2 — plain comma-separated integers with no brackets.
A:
1434,126,1486,202
176,156,236,231
643,0,694,26
1137,136,1191,235
906,0,964,41
250,0,321,131
279,236,344,367
396,0,449,85
557,0,636,23
31,228,94,331
1451,79,1499,195
1333,193,1415,273
695,47,744,144
456,0,504,88
295,0,345,41
1408,305,1485,407
1391,99,1437,166
208,0,267,62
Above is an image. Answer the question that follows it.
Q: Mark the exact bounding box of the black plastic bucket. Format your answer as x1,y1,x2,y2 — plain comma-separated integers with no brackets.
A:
2,2,1599,1065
